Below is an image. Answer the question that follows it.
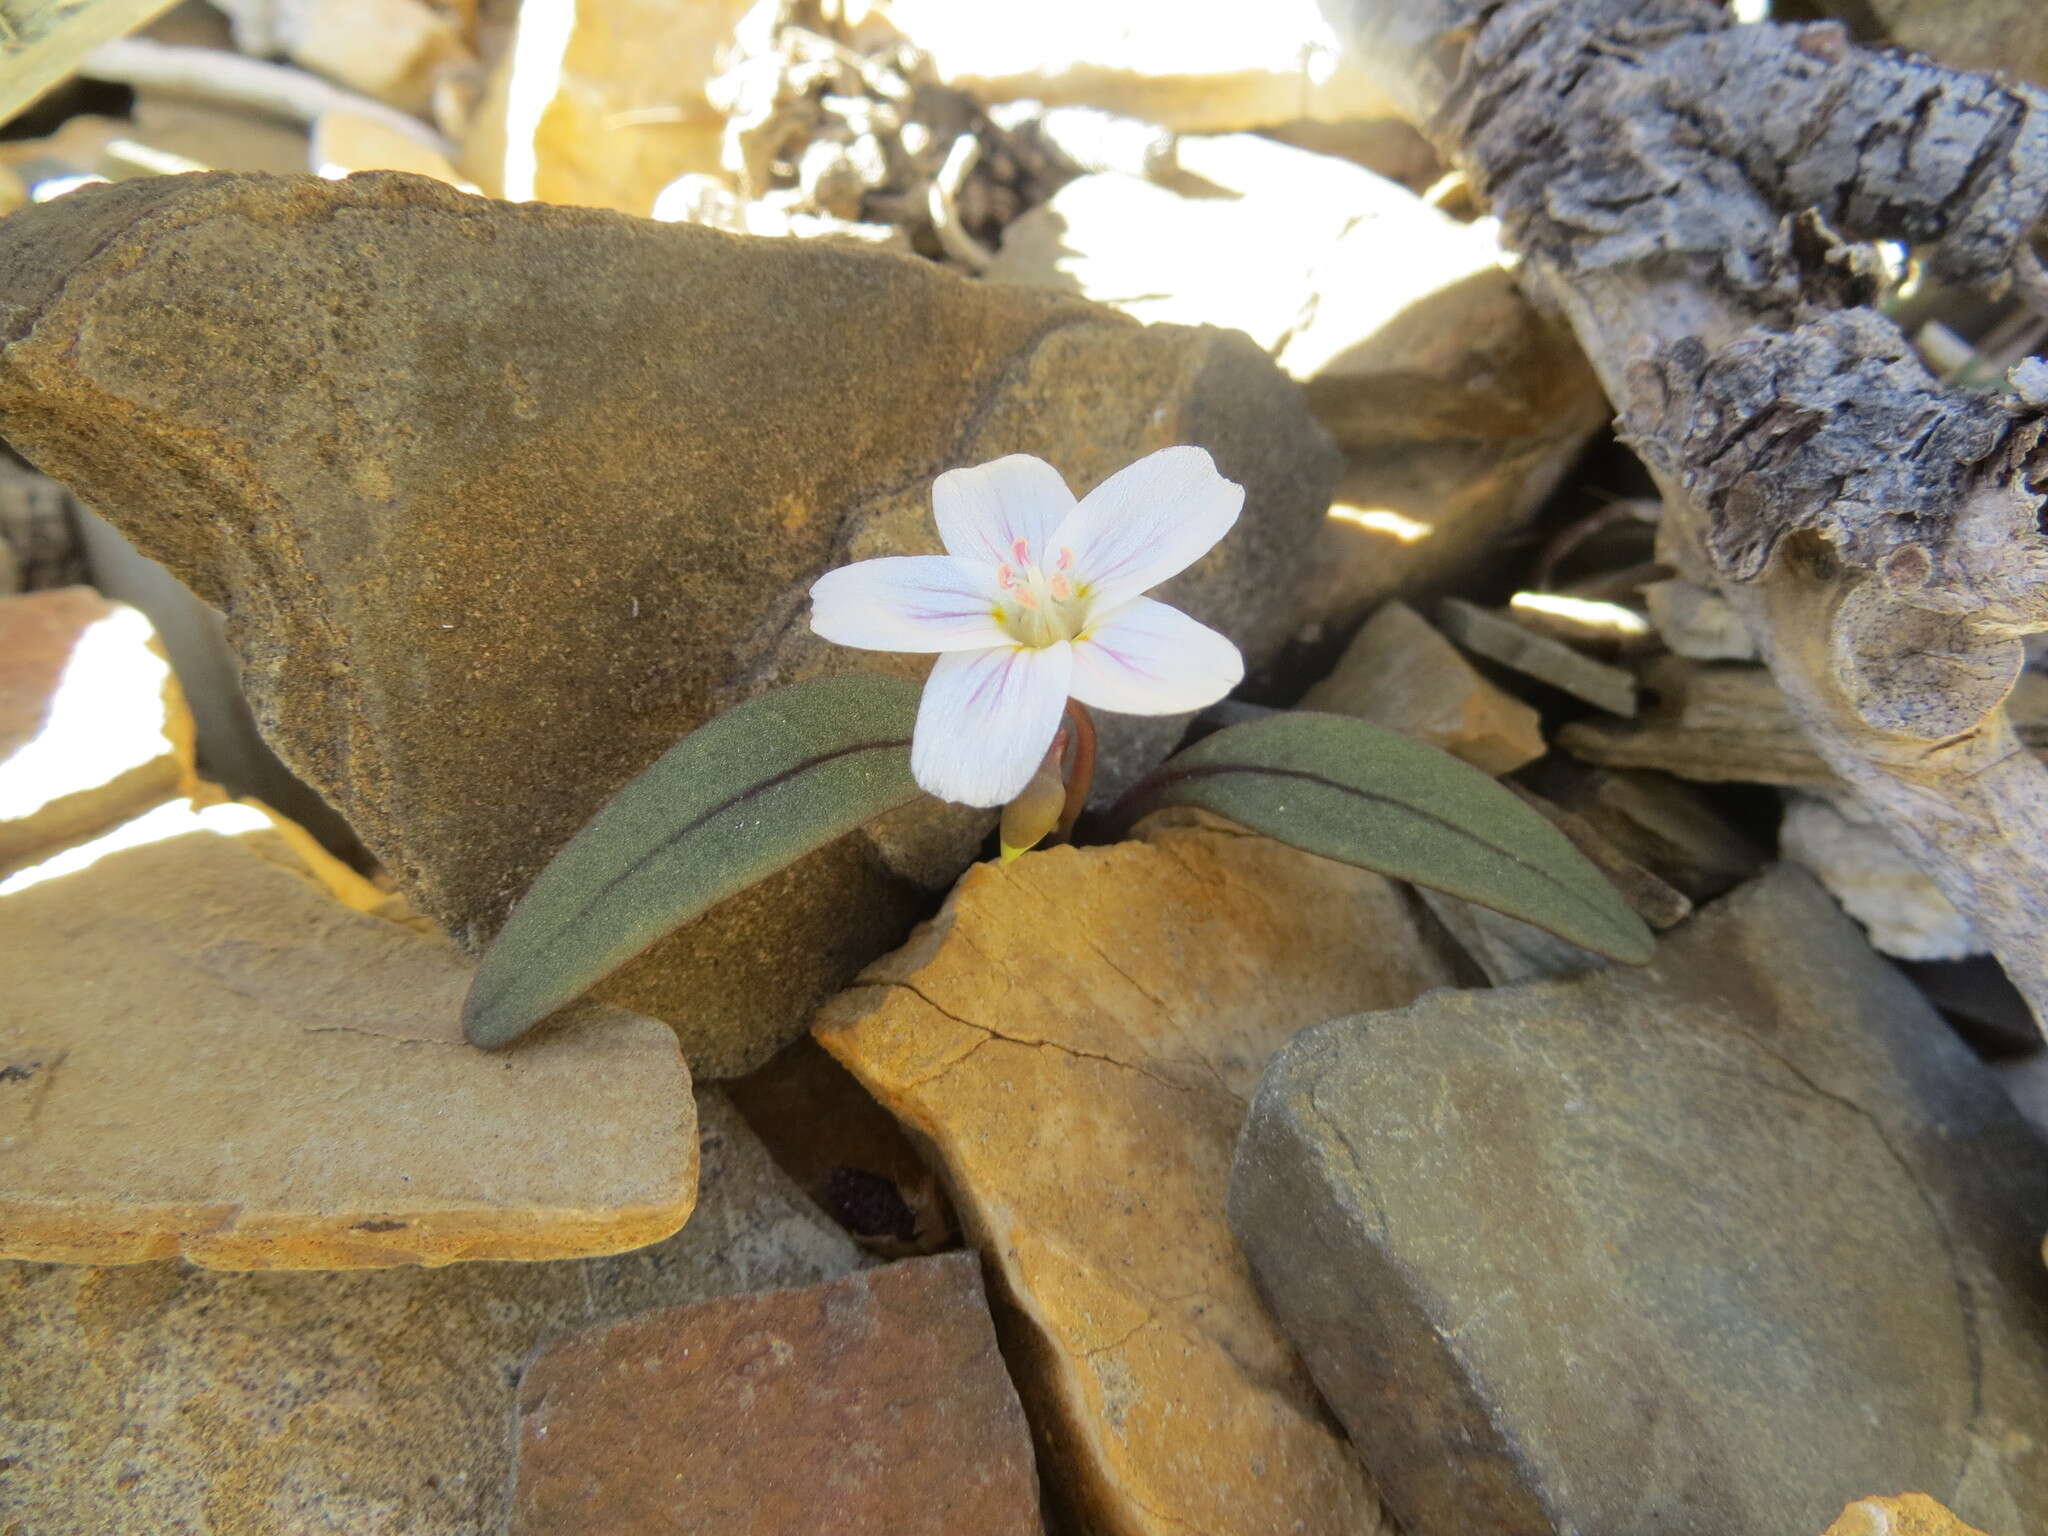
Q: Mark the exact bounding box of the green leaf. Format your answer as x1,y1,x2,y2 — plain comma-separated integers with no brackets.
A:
1121,712,1655,964
464,673,924,1049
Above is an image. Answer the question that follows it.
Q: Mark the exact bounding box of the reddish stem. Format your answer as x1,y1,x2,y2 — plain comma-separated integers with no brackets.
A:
1055,700,1097,843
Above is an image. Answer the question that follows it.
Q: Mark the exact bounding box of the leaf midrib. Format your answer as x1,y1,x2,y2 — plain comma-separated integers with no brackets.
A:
1144,759,1621,938
516,734,913,969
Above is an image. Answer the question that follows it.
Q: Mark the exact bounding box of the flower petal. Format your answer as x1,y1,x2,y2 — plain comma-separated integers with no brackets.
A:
809,555,1007,652
1070,597,1244,715
1051,446,1244,610
933,454,1076,569
912,643,1074,807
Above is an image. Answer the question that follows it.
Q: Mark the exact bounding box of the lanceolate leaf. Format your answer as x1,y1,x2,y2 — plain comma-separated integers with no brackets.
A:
1120,712,1655,964
464,674,924,1049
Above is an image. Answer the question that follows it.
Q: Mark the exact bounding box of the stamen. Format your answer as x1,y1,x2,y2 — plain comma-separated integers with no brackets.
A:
996,564,1015,590
1012,537,1031,565
1049,573,1072,600
1056,546,1074,572
1015,587,1040,610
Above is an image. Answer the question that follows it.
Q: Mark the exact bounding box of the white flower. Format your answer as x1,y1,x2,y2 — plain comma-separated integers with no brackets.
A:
809,447,1247,807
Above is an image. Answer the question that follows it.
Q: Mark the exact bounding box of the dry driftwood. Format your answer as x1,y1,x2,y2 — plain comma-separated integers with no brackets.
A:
1329,0,2048,1032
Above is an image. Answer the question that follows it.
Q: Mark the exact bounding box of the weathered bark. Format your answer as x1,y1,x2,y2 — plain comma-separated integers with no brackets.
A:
1328,0,2048,1031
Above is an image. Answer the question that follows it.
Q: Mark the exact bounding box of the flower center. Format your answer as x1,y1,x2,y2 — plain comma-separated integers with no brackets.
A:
994,538,1090,647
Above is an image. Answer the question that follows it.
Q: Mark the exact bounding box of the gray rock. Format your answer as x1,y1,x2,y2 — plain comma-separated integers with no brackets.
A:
1231,866,2048,1536
0,171,1338,1076
0,1091,868,1535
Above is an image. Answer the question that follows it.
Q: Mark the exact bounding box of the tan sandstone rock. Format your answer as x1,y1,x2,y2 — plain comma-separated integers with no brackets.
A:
814,813,1463,1536
0,1091,869,1534
0,809,695,1269
0,172,1340,1076
987,140,1608,634
0,586,194,872
1822,1493,2000,1536
280,0,473,118
1302,599,1543,774
512,1253,1042,1534
311,109,471,185
466,0,749,210
879,0,1399,134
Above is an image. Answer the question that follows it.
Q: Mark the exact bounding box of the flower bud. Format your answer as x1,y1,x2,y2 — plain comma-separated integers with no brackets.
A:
999,732,1069,862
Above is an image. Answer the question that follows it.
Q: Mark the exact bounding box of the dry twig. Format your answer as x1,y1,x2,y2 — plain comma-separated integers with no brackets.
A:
1330,0,2048,1030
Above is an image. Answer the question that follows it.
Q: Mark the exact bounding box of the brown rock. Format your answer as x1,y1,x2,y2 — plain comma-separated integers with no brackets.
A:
1822,1494,1998,1536
727,1037,955,1257
1417,786,1690,985
1437,596,1638,717
0,809,695,1268
1783,0,2048,90
0,1091,870,1534
1526,759,1769,904
512,1253,1042,1534
815,813,1463,1536
1232,868,2048,1534
1303,599,1544,774
0,586,194,871
1509,784,1693,930
0,172,1339,1076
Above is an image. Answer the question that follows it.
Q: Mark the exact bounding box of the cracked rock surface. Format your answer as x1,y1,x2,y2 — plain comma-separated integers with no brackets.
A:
1231,865,2048,1536
0,812,695,1268
0,1092,868,1534
813,810,1465,1536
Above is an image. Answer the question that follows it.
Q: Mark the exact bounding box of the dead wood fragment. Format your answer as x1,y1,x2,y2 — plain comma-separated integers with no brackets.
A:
1328,0,2048,1029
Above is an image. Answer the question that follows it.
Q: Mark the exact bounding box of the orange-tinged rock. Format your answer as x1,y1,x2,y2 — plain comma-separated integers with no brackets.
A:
814,814,1462,1536
0,586,194,871
1823,1493,1999,1536
0,811,696,1268
1302,598,1544,775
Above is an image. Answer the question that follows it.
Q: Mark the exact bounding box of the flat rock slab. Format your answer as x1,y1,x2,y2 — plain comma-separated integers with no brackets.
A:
0,586,192,870
1232,866,2048,1536
0,1092,869,1534
0,812,695,1268
1302,599,1543,775
816,814,1464,1536
512,1252,1041,1534
0,171,1338,1076
1438,597,1638,717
